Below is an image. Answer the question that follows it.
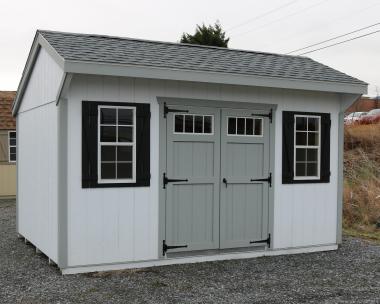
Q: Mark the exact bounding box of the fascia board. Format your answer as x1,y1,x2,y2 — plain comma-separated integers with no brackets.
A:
64,60,368,95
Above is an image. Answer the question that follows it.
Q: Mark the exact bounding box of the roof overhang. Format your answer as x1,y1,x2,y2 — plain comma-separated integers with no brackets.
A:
13,33,367,115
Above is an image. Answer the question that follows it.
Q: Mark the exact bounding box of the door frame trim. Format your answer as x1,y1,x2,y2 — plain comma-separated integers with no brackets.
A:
157,97,277,258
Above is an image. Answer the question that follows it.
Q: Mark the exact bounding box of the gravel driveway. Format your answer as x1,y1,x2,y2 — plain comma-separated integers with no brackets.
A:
1,199,379,304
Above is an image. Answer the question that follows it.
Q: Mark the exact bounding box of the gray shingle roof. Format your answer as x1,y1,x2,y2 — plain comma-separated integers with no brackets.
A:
39,30,366,86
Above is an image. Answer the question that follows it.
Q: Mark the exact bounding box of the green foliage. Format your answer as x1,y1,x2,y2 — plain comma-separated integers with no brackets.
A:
180,22,229,48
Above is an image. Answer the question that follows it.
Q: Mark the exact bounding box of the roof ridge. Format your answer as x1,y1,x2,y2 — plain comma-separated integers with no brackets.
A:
37,29,307,59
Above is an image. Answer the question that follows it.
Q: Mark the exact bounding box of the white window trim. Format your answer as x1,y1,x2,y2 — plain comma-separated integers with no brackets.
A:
173,114,214,135
8,131,16,163
227,116,264,137
293,115,321,180
97,105,136,184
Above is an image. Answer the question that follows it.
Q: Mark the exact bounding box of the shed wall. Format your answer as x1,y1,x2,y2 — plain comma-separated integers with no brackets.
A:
66,74,341,266
17,47,62,262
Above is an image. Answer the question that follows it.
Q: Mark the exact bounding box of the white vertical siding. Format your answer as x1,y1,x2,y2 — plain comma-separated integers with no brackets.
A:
17,47,63,262
66,75,340,266
19,48,64,112
17,103,59,261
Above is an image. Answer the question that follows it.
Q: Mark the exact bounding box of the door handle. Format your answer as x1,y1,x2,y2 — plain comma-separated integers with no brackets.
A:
222,178,228,188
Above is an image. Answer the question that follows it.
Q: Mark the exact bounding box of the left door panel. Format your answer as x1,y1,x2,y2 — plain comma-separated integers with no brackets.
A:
165,105,220,253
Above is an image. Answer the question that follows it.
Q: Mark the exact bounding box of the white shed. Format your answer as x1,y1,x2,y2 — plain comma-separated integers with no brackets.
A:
13,30,367,274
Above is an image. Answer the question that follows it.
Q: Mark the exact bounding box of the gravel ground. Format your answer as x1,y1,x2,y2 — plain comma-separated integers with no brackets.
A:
0,199,379,304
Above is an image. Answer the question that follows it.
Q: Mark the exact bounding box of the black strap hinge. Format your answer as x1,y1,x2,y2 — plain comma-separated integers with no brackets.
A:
163,173,188,189
252,109,272,123
250,173,272,187
250,233,271,248
162,240,188,255
164,102,189,118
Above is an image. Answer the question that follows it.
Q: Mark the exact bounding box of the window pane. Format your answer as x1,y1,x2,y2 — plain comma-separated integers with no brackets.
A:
118,109,133,125
118,126,133,142
307,149,318,162
10,154,16,161
101,146,116,162
10,132,16,139
246,118,254,135
194,116,203,133
308,132,319,146
237,118,245,135
296,163,306,177
10,138,16,146
10,147,16,154
175,115,184,133
101,126,116,142
117,163,132,179
117,146,132,162
308,118,319,131
100,108,116,124
204,116,212,134
296,148,306,161
101,163,116,179
254,119,262,135
185,115,193,133
307,163,318,177
228,117,236,134
295,132,307,145
296,117,307,131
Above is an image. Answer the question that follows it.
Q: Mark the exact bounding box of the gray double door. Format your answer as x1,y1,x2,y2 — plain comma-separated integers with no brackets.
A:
164,105,270,254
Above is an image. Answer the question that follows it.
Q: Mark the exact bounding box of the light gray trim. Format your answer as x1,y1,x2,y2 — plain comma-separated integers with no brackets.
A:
57,98,68,268
336,112,344,244
157,97,277,257
56,73,73,105
12,33,65,116
65,60,367,95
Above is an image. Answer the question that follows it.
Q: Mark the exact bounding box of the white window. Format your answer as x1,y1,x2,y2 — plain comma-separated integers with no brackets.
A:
98,106,136,183
227,117,263,136
174,114,214,134
294,115,320,179
8,131,16,163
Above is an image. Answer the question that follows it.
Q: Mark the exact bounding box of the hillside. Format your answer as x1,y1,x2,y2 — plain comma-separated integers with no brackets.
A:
344,123,380,241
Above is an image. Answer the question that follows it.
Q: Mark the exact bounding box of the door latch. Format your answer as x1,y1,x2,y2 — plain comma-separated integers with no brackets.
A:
162,240,188,255
250,173,272,187
163,173,188,189
222,178,228,188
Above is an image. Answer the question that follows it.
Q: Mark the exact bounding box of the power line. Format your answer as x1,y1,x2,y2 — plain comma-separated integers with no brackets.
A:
286,22,380,54
226,0,298,32
298,29,380,55
231,0,329,39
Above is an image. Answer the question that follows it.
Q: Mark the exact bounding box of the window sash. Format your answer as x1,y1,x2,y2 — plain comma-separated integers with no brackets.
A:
293,115,321,180
173,114,214,135
227,116,263,137
97,106,136,183
8,131,16,163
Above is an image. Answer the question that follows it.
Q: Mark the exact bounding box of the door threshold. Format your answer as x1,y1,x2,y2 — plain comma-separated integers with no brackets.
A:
166,245,266,258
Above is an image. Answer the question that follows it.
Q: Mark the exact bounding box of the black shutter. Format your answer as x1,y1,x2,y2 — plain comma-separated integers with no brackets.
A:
135,103,150,186
320,113,331,183
82,101,150,188
282,111,294,184
82,101,98,188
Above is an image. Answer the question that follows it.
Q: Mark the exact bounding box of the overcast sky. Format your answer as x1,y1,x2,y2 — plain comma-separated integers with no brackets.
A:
1,0,379,96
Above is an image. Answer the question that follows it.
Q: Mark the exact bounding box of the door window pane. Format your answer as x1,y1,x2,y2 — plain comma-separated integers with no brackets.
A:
204,116,212,134
175,115,184,133
237,118,245,135
228,117,236,134
185,115,194,133
194,116,203,133
254,119,262,135
246,118,254,135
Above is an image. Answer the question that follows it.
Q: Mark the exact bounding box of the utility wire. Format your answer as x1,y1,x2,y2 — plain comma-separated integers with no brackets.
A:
286,22,380,54
226,0,298,32
298,29,380,55
231,0,329,39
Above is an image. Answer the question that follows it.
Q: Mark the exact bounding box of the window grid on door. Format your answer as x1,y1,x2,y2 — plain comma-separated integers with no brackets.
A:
174,114,214,135
227,116,263,136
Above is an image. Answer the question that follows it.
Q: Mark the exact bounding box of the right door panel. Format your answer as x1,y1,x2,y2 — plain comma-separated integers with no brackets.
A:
220,109,270,249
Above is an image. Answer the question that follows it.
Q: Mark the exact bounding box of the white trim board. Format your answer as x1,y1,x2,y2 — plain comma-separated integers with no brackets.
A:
61,244,338,275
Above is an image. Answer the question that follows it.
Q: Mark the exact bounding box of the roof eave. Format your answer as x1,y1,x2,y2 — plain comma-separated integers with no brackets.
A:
65,60,367,95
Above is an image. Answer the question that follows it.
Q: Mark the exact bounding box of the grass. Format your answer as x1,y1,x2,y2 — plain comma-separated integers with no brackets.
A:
344,123,380,241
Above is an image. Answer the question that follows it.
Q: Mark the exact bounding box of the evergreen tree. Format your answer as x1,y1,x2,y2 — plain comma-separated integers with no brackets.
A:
180,22,229,48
